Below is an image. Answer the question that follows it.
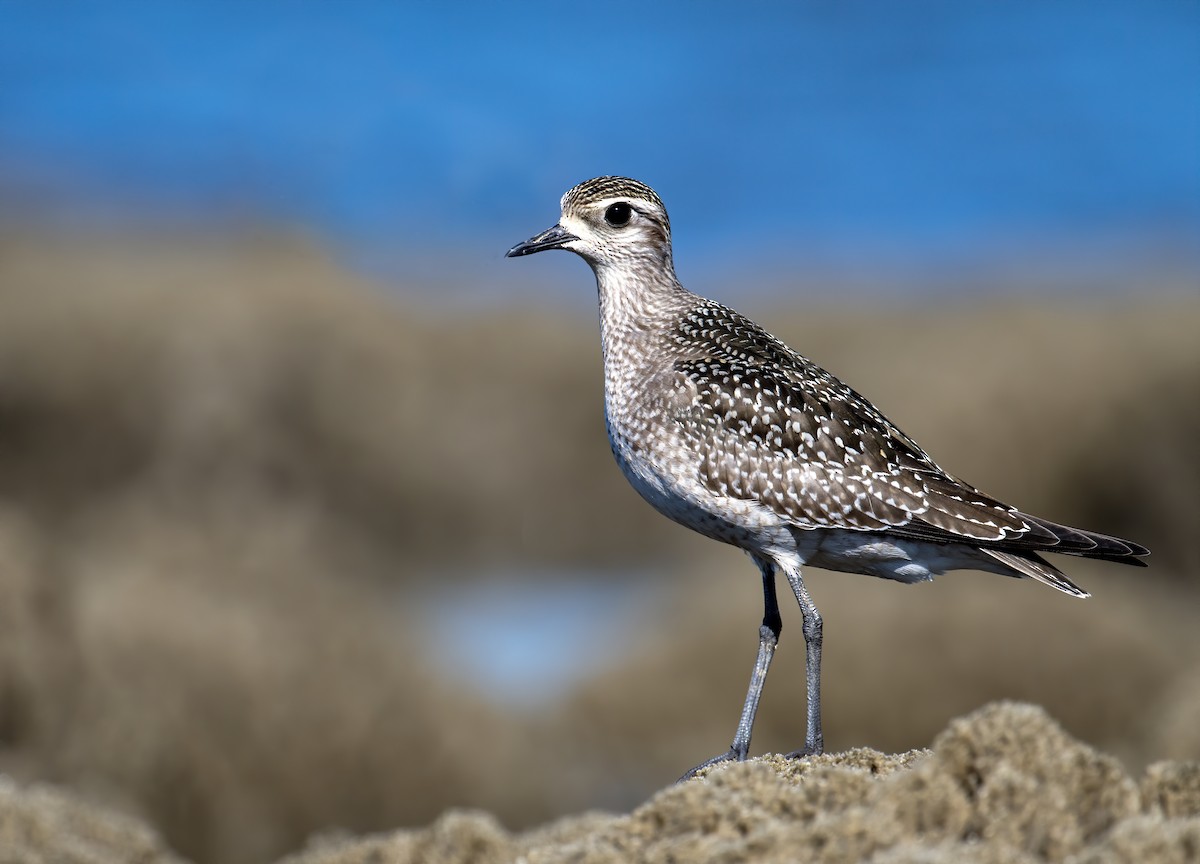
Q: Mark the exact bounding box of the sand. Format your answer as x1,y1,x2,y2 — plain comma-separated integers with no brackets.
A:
3,703,1197,864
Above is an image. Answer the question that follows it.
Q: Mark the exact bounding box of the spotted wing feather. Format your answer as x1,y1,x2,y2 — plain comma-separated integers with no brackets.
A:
669,303,1147,563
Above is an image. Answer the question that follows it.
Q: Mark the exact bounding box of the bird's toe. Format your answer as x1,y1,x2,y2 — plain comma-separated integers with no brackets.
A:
677,749,743,782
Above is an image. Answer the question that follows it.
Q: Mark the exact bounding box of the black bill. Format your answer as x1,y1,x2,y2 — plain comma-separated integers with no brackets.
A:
505,223,579,257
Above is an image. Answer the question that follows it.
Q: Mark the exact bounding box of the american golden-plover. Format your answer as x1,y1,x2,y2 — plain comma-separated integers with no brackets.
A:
506,176,1149,777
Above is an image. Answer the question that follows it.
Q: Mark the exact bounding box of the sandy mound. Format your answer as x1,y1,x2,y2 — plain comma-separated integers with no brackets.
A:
262,703,1199,863
270,705,1199,864
0,775,185,864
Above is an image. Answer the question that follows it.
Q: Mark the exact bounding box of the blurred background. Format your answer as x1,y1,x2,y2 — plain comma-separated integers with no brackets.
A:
1,3,1198,863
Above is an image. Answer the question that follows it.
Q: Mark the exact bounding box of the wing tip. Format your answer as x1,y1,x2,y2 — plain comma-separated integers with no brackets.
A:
981,549,1091,597
1022,514,1150,565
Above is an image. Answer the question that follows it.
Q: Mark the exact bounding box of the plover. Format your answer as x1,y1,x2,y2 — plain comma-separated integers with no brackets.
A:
506,176,1149,776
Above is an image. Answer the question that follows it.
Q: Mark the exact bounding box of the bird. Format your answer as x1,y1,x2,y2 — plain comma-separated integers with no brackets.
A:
505,175,1149,778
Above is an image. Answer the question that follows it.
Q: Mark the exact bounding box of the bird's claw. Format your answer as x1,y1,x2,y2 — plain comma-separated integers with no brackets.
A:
677,748,743,782
784,743,822,760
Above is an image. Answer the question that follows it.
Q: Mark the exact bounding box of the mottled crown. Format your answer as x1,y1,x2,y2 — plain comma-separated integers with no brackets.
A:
562,176,669,231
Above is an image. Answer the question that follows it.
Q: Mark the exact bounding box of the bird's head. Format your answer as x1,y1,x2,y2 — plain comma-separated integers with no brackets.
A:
506,176,674,277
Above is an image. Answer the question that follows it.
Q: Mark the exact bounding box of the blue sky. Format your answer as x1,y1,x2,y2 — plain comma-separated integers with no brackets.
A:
1,1,1197,298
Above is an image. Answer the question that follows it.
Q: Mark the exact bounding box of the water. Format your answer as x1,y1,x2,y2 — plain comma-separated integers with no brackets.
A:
413,571,658,707
2,1,1197,296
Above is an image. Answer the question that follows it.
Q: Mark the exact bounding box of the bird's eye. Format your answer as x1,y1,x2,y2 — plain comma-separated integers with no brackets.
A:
604,202,633,227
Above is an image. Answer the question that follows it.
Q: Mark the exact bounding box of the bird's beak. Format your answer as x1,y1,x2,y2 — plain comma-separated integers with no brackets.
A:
505,223,579,257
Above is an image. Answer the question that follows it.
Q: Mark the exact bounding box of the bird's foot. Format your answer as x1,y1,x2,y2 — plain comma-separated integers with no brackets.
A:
677,748,744,782
784,743,823,760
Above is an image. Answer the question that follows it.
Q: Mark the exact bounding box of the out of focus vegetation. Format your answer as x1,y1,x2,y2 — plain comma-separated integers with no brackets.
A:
0,230,1197,864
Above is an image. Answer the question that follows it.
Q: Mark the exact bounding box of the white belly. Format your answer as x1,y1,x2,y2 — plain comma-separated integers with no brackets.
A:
606,419,794,551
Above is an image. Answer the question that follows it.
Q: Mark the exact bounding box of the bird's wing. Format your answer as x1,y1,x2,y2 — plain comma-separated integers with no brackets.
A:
668,303,1058,544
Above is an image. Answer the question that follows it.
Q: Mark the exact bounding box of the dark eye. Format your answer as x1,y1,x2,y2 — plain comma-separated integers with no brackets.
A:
604,202,633,227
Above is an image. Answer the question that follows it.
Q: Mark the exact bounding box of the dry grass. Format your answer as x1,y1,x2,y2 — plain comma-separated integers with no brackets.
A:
0,229,1197,863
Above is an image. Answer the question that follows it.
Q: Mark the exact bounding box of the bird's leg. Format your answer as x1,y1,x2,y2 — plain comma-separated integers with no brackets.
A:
679,556,781,781
783,566,824,757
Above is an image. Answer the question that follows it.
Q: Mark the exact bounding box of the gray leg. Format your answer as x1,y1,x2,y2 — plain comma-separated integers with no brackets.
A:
680,555,781,780
783,565,824,756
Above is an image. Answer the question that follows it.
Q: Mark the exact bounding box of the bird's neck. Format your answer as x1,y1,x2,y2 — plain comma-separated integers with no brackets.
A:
593,258,692,344
592,261,695,422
